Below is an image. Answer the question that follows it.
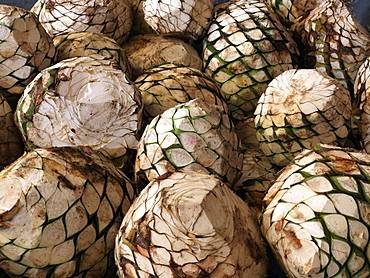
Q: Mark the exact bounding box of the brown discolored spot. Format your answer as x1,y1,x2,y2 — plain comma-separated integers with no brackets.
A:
273,41,288,51
58,148,97,174
79,146,94,155
56,71,69,82
228,61,247,75
285,94,299,110
156,171,174,181
171,264,184,277
135,235,150,250
135,224,151,258
244,229,265,262
280,134,294,143
232,208,265,262
32,78,46,109
274,219,284,233
36,209,46,220
74,205,86,218
331,159,358,173
45,0,56,11
283,229,302,249
56,173,77,190
119,257,128,268
19,42,34,56
120,225,127,233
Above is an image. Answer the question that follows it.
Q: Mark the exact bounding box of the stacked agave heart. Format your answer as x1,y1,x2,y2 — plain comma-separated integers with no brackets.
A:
261,145,370,278
1,0,370,277
0,4,55,108
115,171,269,277
0,147,137,277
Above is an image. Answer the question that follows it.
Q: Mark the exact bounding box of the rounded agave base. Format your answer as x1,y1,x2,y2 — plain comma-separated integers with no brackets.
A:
53,31,133,79
32,0,133,45
15,55,143,160
143,0,214,39
135,63,228,121
262,145,370,278
115,171,268,278
0,4,55,105
122,34,203,80
255,69,352,167
135,98,243,188
0,147,136,277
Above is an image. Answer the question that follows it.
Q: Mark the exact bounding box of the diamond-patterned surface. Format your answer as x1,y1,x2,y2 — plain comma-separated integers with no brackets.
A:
31,0,132,45
295,0,370,90
135,63,227,121
203,0,298,121
116,171,268,278
0,4,55,104
255,69,352,167
0,147,137,277
135,98,243,188
262,145,370,278
143,0,213,39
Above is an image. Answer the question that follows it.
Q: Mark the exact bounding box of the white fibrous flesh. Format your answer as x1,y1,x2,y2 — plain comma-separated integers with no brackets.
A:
116,171,268,278
16,56,143,159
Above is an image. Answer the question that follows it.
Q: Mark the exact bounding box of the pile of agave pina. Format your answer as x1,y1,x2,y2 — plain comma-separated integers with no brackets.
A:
0,0,370,277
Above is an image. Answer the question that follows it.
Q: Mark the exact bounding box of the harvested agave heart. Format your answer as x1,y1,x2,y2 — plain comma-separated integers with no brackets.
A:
53,31,132,79
0,94,24,170
143,0,214,40
0,4,55,108
135,63,228,121
122,34,203,80
115,170,268,278
261,145,370,278
31,0,132,45
354,56,370,153
135,98,243,188
130,0,155,35
202,0,299,121
0,147,137,277
265,0,325,27
15,55,143,162
254,69,352,167
293,0,370,91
